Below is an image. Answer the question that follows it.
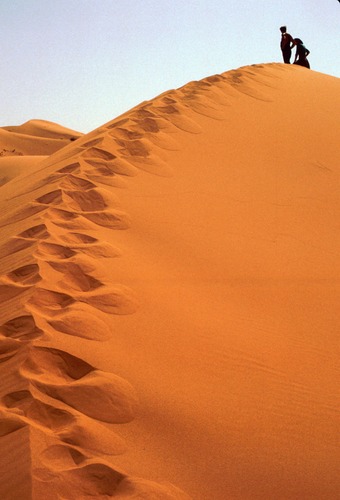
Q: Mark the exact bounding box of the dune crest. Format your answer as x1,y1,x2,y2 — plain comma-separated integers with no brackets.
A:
1,63,339,499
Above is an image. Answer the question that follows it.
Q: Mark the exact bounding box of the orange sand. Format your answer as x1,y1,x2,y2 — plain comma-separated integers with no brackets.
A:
0,63,339,499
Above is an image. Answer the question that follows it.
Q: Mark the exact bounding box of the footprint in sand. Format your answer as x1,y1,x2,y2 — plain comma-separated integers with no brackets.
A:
48,305,112,341
2,390,72,427
34,463,190,499
81,147,116,161
143,130,180,151
35,242,76,260
44,208,81,224
56,162,81,175
78,286,137,315
57,232,122,258
0,238,34,259
0,409,27,437
81,137,104,148
26,288,75,317
60,174,96,191
84,157,138,177
61,177,124,211
34,462,125,499
119,116,180,150
63,189,109,212
0,283,31,303
58,232,97,245
4,264,41,286
110,127,143,140
0,337,23,362
35,189,63,206
0,315,43,341
2,204,47,225
18,224,49,240
132,108,156,120
57,414,127,456
1,390,127,455
47,261,103,292
114,137,151,158
81,209,130,229
44,208,95,230
105,118,130,129
24,158,79,190
151,102,202,134
113,477,192,499
27,284,135,318
0,224,49,259
84,170,128,188
106,130,174,176
21,347,138,424
39,444,88,470
133,116,161,133
74,241,121,259
182,95,227,120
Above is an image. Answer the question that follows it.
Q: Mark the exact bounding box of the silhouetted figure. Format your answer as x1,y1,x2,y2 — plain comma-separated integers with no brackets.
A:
280,26,294,63
293,38,310,69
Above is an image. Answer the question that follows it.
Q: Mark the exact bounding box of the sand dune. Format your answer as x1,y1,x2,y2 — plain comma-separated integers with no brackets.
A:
0,119,83,191
1,119,82,155
0,63,339,499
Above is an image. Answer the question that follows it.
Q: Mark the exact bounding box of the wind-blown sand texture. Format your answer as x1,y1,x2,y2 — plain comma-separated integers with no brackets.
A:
0,63,339,499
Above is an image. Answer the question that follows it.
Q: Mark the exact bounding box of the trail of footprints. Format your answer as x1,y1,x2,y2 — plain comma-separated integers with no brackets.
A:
0,65,275,497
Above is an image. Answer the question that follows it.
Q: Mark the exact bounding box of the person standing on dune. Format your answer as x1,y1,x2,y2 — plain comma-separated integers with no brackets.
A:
280,26,294,63
293,38,310,68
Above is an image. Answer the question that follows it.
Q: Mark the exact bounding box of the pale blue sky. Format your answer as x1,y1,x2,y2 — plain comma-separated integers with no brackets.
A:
1,0,339,132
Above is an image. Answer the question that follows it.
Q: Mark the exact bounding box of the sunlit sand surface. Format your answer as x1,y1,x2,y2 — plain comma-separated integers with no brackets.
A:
0,63,339,499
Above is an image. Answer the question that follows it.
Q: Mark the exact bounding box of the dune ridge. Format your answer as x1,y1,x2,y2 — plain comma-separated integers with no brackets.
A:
0,63,339,499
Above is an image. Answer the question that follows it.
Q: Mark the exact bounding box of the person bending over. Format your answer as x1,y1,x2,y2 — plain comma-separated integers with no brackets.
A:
293,38,310,69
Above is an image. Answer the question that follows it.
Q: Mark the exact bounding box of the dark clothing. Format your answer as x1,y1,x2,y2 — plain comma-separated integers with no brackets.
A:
281,33,293,50
294,44,310,69
282,48,292,64
294,58,310,69
280,32,293,63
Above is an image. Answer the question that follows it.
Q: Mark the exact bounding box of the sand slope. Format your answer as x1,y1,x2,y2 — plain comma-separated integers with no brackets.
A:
0,119,83,189
0,63,339,499
0,119,82,156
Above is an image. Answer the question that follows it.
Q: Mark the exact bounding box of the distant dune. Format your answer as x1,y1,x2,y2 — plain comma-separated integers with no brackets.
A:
0,118,82,158
0,63,339,499
0,119,83,188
